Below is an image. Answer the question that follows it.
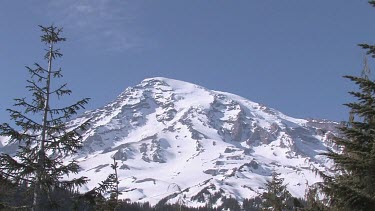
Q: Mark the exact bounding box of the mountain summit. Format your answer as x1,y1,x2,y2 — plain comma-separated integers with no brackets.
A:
1,77,338,206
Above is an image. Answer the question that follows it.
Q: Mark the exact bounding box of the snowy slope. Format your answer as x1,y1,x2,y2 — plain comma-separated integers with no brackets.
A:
0,136,9,148
1,77,339,207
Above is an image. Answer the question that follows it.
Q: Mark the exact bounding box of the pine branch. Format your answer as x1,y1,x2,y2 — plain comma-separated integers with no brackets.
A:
0,154,36,181
14,98,44,114
47,98,90,117
49,48,64,60
6,109,44,131
358,44,375,58
0,123,38,144
39,25,66,44
26,79,47,95
52,68,63,78
26,64,47,80
0,201,33,210
59,176,89,190
50,83,72,97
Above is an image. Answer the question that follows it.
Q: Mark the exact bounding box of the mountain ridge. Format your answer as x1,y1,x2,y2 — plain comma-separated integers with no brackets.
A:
1,77,339,207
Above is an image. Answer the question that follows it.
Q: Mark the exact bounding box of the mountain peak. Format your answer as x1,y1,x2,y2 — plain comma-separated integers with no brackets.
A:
1,77,338,207
141,76,181,83
140,77,209,96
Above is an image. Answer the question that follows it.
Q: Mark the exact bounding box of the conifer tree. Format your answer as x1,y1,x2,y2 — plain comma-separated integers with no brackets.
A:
318,3,375,210
89,157,121,211
320,75,375,210
302,185,328,211
218,196,241,211
0,25,90,210
107,157,121,210
242,196,262,211
261,172,292,211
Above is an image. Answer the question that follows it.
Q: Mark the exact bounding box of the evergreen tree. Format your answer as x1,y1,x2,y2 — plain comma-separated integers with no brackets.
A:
242,196,262,211
89,157,121,211
319,74,375,210
106,157,122,211
0,25,90,210
218,196,241,211
319,3,375,210
302,185,328,211
261,172,292,211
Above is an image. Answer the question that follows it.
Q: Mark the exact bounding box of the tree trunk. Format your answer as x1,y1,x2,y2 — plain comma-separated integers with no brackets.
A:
32,43,53,211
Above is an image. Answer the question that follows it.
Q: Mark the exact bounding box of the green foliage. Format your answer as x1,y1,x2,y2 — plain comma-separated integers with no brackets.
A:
0,25,90,210
218,196,241,211
301,185,328,211
261,172,292,211
320,75,375,211
359,43,375,58
242,196,262,211
90,157,121,211
316,2,375,211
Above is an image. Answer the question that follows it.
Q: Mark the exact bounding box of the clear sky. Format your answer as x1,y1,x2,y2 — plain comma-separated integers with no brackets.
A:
1,1,375,123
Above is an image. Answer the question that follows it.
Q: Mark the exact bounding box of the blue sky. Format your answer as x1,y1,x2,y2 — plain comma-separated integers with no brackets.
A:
1,1,375,122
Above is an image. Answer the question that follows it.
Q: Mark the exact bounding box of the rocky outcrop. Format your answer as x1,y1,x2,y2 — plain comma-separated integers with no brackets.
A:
1,77,340,207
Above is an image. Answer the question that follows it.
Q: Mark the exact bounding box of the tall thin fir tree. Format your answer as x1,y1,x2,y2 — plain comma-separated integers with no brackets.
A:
0,25,90,210
108,157,121,210
93,157,121,211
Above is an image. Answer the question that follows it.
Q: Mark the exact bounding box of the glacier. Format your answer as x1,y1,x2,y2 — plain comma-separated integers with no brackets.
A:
0,77,339,207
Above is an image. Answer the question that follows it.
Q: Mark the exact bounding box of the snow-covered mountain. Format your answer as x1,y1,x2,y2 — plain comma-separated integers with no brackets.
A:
1,77,339,207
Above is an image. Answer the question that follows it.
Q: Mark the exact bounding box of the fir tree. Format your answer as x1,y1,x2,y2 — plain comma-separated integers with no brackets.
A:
90,157,121,211
261,172,292,211
106,157,121,211
302,185,328,211
318,3,375,210
319,74,375,210
242,196,262,211
218,196,241,211
0,25,90,210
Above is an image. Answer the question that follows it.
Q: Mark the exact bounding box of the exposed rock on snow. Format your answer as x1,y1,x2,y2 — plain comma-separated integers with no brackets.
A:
1,77,339,207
